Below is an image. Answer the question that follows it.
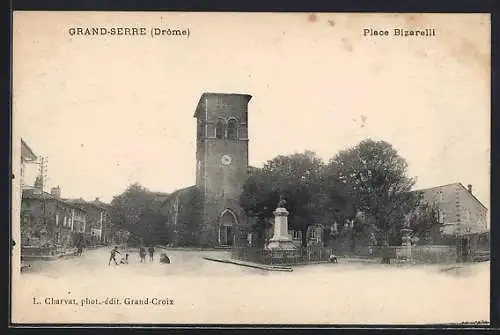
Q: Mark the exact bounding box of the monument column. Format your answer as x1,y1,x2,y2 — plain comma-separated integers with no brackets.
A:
267,196,296,250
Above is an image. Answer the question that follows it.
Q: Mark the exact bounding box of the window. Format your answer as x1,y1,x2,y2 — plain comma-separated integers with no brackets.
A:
438,210,446,223
227,119,237,140
424,230,431,242
215,119,225,139
292,230,302,240
242,111,248,124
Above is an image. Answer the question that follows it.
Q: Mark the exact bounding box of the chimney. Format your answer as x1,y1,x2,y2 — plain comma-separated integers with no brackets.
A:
50,185,61,198
467,184,472,194
95,197,100,202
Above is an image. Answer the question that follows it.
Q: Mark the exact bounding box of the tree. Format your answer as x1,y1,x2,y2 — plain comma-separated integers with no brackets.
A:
325,139,420,246
110,183,169,246
240,151,325,247
407,199,441,244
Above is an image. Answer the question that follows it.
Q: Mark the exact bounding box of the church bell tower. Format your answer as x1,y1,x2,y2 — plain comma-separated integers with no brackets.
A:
194,92,252,247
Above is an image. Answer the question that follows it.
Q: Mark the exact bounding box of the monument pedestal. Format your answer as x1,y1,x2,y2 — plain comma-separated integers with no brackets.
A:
266,207,297,251
400,228,413,262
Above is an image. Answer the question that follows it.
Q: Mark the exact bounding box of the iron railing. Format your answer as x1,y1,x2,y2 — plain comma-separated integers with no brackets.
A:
232,244,467,265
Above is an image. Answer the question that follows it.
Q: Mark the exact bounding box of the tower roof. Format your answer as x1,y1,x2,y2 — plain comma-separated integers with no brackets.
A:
194,92,252,118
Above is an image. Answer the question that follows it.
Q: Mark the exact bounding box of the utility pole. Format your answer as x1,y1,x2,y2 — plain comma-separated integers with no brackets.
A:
38,157,49,245
39,156,48,192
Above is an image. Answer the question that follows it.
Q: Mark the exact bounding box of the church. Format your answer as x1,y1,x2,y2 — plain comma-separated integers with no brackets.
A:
159,92,252,248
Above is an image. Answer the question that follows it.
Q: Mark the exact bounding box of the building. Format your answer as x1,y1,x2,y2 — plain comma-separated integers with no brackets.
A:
64,196,112,246
21,184,113,250
160,92,252,247
415,183,488,236
21,188,86,248
415,182,489,262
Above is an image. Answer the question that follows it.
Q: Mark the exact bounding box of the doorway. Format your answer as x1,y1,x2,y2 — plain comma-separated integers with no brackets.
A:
219,210,237,246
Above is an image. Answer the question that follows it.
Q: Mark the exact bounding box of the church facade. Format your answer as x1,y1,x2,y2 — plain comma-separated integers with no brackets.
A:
159,92,252,248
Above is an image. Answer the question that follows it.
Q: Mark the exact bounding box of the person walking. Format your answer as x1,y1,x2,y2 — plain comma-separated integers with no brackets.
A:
148,246,155,262
139,247,147,263
108,246,120,266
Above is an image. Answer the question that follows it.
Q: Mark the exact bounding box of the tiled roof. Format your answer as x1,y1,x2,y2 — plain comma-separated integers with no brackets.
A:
159,185,198,207
413,182,487,210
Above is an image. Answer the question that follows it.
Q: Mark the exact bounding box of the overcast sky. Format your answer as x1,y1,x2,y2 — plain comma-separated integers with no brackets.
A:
13,12,490,212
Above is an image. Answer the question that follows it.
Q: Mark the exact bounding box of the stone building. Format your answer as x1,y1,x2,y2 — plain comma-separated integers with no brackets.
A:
415,183,488,236
21,188,87,248
64,197,112,246
21,185,113,250
415,182,489,261
160,92,252,247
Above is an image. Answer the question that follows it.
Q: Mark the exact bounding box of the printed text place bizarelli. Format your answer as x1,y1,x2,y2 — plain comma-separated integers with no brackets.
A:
363,28,437,37
68,26,191,38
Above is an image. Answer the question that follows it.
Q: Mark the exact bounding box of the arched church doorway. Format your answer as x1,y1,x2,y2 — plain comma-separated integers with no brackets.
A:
219,209,238,246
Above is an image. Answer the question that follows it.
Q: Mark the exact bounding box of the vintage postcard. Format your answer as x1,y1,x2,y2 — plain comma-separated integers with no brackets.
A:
11,11,490,325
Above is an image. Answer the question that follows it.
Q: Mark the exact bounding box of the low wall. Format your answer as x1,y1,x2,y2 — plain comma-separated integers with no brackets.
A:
390,245,456,264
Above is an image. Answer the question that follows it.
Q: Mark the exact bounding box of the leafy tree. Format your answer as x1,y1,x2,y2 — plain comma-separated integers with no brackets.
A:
407,199,441,244
110,183,170,246
240,151,325,247
325,139,420,246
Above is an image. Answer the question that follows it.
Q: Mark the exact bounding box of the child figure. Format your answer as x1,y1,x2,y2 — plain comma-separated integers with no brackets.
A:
119,253,129,265
108,246,120,266
329,251,338,264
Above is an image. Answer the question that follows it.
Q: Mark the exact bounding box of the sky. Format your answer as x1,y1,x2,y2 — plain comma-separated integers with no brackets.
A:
13,12,490,212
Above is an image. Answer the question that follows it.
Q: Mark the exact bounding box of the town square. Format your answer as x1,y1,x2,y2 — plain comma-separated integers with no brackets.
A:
11,12,490,325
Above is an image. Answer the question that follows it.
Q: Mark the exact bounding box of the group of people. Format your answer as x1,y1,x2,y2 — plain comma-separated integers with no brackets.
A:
108,246,157,266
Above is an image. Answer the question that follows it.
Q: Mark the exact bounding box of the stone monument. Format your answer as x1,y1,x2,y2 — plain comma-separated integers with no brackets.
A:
267,196,297,250
400,226,413,262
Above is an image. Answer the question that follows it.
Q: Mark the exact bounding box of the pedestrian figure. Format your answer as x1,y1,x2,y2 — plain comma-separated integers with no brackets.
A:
329,251,338,264
77,242,83,256
119,253,129,265
108,246,120,266
139,247,147,263
148,246,155,262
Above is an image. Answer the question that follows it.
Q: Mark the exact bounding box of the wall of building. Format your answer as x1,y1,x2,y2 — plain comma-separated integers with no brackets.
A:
421,183,488,236
161,187,203,247
21,191,113,249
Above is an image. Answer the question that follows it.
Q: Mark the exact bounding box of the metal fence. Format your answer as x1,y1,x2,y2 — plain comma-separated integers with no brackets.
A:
232,244,463,265
232,246,334,266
